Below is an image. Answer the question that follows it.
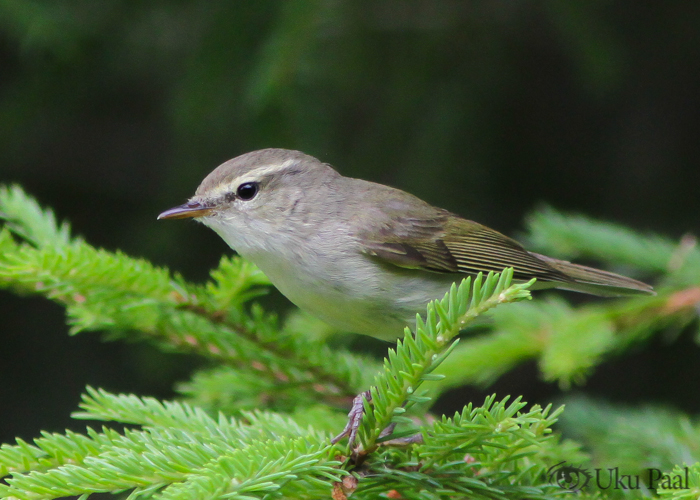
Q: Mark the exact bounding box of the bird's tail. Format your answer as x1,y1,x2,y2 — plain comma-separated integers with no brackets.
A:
530,252,655,296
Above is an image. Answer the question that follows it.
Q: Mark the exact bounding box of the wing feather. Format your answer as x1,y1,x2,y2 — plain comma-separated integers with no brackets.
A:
350,182,651,295
356,203,569,283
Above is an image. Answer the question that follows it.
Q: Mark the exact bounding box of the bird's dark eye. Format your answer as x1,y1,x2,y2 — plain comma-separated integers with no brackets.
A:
236,182,259,201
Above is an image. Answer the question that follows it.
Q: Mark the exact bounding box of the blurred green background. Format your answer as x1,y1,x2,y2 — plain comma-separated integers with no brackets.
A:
1,1,699,442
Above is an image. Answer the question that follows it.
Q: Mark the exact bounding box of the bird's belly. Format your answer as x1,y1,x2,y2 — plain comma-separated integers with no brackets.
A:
251,252,457,339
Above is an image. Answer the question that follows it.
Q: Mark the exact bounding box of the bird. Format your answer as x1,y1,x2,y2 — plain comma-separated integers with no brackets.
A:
159,148,654,341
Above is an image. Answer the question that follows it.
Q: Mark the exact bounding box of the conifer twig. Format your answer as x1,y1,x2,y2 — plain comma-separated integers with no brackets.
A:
357,269,534,454
0,185,374,405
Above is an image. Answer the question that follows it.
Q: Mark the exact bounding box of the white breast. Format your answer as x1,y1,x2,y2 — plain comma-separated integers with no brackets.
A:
205,217,454,339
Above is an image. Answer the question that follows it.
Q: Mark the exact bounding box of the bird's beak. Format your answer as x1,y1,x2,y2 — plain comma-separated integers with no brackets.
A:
158,201,214,220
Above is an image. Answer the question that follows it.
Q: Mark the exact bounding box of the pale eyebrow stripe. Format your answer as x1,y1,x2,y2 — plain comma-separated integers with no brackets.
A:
240,159,297,180
206,159,298,198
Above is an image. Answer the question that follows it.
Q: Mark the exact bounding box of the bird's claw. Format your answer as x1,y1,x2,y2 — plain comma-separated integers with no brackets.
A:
331,390,371,446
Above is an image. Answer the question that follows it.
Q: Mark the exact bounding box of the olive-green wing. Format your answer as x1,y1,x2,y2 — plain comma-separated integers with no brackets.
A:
359,211,570,284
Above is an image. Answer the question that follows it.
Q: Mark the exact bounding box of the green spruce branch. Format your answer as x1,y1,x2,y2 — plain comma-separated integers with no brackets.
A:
0,185,380,407
0,388,345,500
658,464,700,500
352,396,585,500
0,389,583,500
0,256,573,499
3,186,700,499
428,207,700,392
433,291,686,390
357,269,534,453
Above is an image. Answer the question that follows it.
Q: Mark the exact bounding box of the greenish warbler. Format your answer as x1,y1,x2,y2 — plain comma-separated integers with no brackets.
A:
159,148,653,339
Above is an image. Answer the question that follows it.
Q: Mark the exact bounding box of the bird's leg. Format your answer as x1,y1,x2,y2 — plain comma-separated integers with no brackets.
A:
331,391,408,448
331,390,371,446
